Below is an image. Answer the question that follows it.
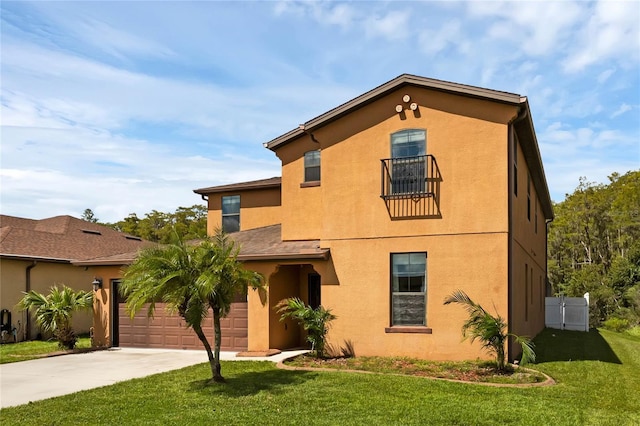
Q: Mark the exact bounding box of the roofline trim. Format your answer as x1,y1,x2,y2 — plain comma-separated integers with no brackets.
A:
0,253,71,263
72,259,134,266
265,74,522,151
194,178,282,195
238,250,330,262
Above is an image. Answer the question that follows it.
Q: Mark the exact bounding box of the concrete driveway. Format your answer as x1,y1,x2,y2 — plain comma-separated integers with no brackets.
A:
0,348,306,409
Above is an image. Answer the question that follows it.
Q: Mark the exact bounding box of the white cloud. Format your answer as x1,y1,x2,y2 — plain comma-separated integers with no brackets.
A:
364,10,410,40
418,20,463,56
597,68,616,84
611,103,633,118
468,1,583,56
563,0,640,72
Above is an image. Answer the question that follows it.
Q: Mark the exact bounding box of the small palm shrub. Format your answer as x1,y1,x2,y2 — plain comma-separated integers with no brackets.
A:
276,297,336,358
444,289,535,371
18,285,93,350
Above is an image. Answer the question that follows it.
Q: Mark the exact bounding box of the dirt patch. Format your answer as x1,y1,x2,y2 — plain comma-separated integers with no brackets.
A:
278,355,555,388
236,349,282,357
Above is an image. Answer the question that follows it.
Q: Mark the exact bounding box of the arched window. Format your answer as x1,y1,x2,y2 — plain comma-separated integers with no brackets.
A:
390,129,426,194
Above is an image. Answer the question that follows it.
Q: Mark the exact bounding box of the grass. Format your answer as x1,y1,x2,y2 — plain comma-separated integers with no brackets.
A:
0,336,92,364
1,328,639,425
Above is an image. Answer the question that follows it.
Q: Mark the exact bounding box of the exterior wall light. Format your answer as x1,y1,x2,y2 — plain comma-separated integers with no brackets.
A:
92,278,103,291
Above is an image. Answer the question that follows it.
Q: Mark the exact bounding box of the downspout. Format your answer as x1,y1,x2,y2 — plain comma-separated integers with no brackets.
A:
507,105,529,362
298,124,319,144
25,260,37,340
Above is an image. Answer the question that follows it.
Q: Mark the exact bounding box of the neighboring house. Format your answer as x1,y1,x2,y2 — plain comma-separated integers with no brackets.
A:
0,215,149,342
193,74,554,362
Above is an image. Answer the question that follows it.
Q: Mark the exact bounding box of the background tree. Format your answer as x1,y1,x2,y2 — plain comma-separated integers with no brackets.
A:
81,208,99,223
120,229,263,383
444,289,535,371
109,205,207,243
548,171,640,328
18,285,93,349
276,297,336,358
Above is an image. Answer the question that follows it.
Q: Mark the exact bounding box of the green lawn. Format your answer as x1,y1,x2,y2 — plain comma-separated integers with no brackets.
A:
0,337,92,364
1,329,638,425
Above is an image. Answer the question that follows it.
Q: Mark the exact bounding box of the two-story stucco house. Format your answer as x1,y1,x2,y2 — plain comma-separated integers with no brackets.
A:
190,74,553,361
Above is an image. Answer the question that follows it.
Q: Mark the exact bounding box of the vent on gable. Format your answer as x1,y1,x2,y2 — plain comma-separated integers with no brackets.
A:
81,229,102,235
125,235,142,241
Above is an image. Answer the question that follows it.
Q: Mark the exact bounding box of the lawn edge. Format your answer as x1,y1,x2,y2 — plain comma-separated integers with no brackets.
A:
276,359,556,388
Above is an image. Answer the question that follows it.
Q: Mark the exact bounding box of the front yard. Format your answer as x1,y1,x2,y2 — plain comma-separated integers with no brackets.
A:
0,336,92,364
1,328,638,425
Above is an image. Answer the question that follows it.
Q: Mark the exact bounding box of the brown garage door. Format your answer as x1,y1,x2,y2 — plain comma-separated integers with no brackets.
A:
118,302,248,351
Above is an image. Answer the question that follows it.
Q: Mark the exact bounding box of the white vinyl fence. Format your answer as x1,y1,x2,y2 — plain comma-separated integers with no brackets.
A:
545,293,589,332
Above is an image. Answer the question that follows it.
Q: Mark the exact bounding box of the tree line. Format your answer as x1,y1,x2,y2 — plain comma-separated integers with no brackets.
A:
548,170,640,329
82,205,208,243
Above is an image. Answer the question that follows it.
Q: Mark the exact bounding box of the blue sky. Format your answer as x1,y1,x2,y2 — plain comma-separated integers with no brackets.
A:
1,1,638,223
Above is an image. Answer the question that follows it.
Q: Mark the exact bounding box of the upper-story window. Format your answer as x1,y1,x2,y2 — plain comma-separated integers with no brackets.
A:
390,129,426,194
221,195,240,233
304,150,321,182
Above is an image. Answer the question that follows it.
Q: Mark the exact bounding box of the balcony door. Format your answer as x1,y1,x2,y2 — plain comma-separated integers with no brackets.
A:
390,129,426,194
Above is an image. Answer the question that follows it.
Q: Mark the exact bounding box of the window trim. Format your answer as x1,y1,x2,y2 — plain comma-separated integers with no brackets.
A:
303,150,321,183
221,195,240,233
390,251,428,328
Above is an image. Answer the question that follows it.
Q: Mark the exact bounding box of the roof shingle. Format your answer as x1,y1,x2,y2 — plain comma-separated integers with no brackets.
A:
0,215,152,263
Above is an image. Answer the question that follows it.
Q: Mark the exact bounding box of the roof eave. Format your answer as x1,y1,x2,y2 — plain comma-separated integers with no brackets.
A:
238,250,330,262
0,253,71,263
265,74,522,151
515,99,554,220
194,180,281,195
72,259,134,266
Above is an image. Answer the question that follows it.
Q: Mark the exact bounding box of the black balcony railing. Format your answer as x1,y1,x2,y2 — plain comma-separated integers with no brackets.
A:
381,155,441,218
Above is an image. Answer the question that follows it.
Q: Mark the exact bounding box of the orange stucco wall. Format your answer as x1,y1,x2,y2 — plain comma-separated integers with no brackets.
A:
277,86,516,242
509,133,547,345
206,187,281,234
0,259,94,341
87,265,126,347
206,85,549,362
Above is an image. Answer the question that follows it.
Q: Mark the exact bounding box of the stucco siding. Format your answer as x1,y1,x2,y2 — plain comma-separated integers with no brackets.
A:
0,259,94,341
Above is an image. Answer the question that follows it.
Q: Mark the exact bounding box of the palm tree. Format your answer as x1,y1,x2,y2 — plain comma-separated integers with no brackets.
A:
18,285,93,350
120,229,263,383
276,297,336,358
443,289,535,371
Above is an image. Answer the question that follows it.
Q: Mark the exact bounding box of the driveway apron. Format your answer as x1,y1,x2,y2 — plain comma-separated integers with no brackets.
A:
0,348,305,409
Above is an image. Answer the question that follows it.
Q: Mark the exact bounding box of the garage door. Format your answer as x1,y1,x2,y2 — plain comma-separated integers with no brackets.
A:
117,302,248,351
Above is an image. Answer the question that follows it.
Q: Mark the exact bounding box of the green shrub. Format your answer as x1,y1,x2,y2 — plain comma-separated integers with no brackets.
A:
602,317,630,332
626,325,640,338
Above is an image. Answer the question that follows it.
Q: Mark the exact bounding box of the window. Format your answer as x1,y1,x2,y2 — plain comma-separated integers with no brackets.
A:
390,129,426,194
391,252,427,326
304,150,321,182
513,137,518,196
525,263,529,322
221,195,240,233
535,199,539,233
527,173,531,221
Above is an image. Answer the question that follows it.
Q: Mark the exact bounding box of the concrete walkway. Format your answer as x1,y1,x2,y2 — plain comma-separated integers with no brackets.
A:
0,348,307,409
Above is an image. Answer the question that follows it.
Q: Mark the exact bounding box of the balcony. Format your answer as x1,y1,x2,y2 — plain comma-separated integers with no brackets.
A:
381,155,441,219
